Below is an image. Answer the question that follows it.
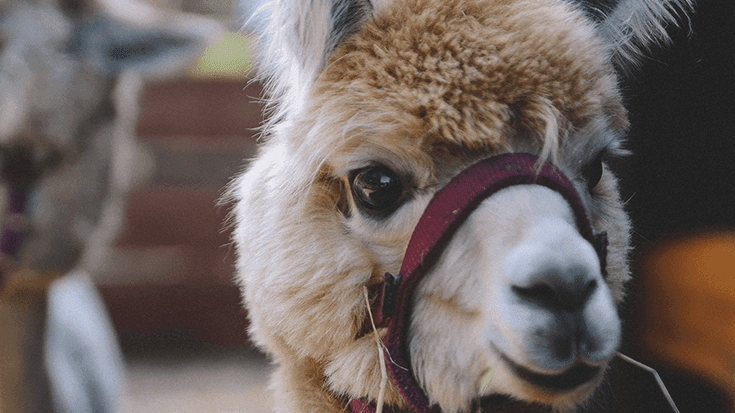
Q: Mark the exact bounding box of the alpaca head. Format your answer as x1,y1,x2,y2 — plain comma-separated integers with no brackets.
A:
0,0,220,274
230,0,690,411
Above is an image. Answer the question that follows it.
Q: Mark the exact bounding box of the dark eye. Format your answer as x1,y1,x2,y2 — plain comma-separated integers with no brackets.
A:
580,152,605,192
351,166,404,216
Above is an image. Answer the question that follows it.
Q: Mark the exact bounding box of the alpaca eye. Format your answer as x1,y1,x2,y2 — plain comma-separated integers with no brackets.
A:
580,152,605,192
351,166,404,216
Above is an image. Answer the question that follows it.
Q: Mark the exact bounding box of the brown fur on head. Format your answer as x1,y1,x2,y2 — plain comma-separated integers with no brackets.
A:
230,0,691,412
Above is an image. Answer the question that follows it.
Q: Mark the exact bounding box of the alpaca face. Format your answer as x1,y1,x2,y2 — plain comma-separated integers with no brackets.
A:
232,0,689,411
0,1,104,154
0,0,218,273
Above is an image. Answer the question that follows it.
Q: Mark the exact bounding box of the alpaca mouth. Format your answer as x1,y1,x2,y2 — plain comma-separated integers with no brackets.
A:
499,352,601,392
0,141,64,185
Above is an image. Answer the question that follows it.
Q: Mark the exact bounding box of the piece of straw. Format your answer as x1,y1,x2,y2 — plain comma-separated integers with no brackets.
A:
364,286,388,413
617,352,681,413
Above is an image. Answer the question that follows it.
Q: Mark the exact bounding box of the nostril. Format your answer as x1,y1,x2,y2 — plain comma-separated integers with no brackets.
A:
512,279,598,313
512,283,559,309
581,279,598,304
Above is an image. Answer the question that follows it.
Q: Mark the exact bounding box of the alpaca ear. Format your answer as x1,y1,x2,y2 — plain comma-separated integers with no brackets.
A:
248,0,373,118
588,0,693,69
68,0,223,79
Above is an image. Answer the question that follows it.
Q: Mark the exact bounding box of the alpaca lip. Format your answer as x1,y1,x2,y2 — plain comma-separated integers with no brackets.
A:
498,351,601,392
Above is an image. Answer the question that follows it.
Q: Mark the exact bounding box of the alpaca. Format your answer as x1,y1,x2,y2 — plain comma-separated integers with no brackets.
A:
0,0,222,276
0,0,221,411
228,0,691,412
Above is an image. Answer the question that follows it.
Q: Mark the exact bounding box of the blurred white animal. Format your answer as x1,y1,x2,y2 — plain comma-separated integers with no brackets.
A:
0,1,222,411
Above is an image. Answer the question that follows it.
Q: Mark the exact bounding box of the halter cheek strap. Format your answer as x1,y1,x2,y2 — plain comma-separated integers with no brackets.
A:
353,153,608,413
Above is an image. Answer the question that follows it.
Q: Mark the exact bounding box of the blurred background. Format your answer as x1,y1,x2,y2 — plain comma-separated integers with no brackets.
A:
85,1,274,411
18,0,730,412
615,1,735,412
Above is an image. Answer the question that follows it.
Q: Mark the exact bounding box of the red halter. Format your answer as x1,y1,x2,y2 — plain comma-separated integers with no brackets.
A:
352,152,608,413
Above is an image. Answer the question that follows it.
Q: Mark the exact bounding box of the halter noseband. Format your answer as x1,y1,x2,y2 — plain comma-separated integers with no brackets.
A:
352,152,608,413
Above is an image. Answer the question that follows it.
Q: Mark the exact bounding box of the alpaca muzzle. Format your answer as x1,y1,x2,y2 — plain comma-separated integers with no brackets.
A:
354,152,608,413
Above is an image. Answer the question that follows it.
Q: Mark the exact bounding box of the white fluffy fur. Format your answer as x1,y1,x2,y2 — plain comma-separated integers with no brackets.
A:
598,0,694,69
